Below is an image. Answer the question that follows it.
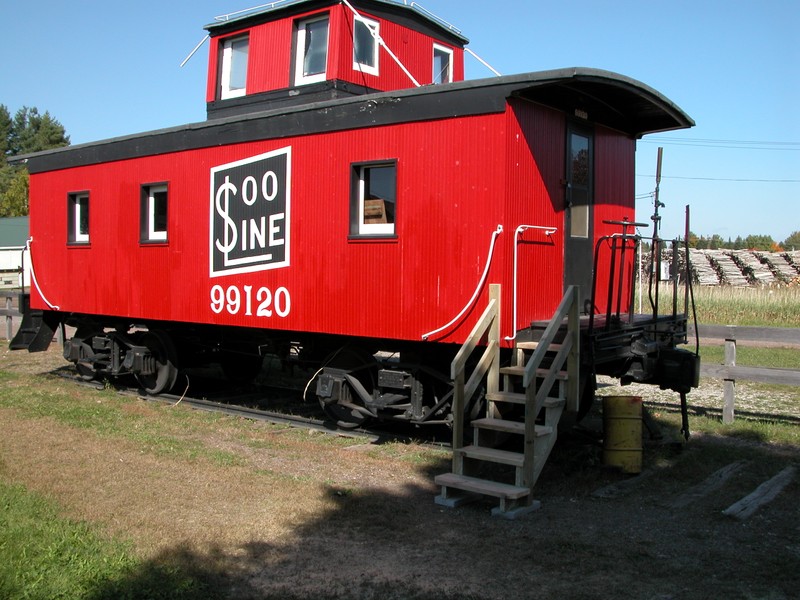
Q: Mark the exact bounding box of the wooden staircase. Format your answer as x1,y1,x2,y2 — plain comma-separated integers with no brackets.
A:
435,285,580,518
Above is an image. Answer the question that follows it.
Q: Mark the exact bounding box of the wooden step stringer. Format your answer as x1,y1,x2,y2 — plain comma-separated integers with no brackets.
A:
435,285,580,519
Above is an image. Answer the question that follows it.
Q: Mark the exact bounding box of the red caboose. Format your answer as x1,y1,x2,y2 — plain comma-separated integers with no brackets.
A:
13,0,698,513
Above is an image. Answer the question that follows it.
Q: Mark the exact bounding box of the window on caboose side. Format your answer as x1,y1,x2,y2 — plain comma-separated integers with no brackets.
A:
67,192,89,245
350,162,397,237
295,15,329,85
432,44,453,84
353,16,379,76
219,34,249,100
140,183,168,243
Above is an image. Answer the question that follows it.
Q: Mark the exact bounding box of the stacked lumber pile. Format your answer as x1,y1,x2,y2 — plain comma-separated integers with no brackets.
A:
729,250,775,285
688,249,722,286
705,250,750,286
785,251,800,271
754,251,799,283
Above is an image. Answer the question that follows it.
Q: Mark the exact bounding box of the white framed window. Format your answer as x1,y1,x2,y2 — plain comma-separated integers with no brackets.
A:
68,192,90,245
220,35,249,99
353,15,379,76
432,44,453,84
295,15,329,85
351,162,397,237
141,184,168,243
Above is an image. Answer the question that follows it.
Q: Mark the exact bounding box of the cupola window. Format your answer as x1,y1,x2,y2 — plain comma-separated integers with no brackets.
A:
432,44,453,84
353,16,379,76
295,16,329,85
219,35,249,99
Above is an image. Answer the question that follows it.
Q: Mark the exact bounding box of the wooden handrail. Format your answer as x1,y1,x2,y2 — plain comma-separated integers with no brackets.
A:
450,284,500,451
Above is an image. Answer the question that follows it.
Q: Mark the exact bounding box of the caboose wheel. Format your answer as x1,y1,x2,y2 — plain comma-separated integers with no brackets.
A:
316,347,377,429
74,343,98,381
67,326,103,381
135,330,179,395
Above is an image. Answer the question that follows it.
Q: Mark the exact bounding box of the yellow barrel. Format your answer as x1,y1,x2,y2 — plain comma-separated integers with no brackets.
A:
602,396,643,474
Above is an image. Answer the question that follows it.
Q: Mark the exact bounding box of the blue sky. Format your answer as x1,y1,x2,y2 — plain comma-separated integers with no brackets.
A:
2,0,797,242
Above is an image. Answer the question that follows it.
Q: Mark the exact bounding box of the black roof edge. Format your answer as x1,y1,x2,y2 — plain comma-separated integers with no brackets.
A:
13,68,693,173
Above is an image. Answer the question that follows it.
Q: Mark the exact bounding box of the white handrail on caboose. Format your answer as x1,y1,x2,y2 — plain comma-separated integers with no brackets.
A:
421,224,503,341
25,238,60,311
504,225,557,342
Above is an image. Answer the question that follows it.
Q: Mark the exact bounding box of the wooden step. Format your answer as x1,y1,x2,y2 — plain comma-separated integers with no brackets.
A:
515,341,563,352
543,397,565,409
456,445,524,467
485,391,566,408
485,390,525,404
472,418,552,437
435,472,530,500
499,366,568,380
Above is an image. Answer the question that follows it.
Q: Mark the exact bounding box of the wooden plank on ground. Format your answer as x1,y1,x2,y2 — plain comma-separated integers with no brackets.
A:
722,466,796,520
670,461,748,509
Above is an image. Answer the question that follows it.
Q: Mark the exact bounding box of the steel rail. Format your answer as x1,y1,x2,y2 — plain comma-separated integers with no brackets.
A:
53,369,448,447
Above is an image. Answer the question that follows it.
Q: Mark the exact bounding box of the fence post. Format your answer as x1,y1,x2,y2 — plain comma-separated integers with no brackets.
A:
723,326,737,424
4,296,11,341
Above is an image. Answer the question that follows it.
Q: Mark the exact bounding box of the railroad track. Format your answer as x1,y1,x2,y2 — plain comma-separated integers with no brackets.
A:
52,367,450,447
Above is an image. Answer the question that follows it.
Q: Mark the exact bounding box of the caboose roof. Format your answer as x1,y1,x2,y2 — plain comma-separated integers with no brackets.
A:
204,0,469,46
15,67,693,174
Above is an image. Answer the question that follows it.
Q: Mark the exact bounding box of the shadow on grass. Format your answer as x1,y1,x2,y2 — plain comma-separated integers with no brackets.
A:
68,386,799,600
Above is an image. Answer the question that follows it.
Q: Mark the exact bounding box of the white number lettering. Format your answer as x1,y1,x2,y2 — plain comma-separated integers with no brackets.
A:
256,287,273,317
226,286,241,315
244,285,253,316
210,285,291,319
275,287,291,317
211,285,224,314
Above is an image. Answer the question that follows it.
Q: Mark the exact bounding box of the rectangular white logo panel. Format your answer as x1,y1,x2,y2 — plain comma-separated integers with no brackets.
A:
209,147,291,277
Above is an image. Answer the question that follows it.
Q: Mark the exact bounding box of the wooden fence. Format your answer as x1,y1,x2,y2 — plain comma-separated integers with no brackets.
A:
690,324,800,423
1,293,21,342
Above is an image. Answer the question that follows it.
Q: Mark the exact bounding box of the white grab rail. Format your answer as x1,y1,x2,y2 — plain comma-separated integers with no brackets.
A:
505,225,557,341
422,225,503,341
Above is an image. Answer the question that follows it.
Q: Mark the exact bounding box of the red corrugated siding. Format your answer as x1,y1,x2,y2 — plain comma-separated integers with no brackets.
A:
29,113,510,346
504,99,566,334
206,5,464,102
593,125,637,314
247,20,295,92
329,5,464,88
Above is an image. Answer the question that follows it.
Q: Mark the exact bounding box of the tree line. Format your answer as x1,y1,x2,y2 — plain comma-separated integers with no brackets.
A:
0,104,70,217
688,231,800,252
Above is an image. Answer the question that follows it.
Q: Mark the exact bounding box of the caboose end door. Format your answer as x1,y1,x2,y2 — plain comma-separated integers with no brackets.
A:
564,124,594,313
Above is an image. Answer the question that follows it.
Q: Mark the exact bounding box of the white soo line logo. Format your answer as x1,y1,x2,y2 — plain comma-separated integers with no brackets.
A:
209,147,291,277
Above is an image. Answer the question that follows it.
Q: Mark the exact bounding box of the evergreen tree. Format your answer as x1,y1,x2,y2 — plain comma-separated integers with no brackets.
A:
783,231,800,251
8,106,70,156
0,105,11,164
0,104,69,216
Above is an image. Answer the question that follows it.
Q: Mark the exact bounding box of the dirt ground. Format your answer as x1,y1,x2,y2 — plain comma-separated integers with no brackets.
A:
1,345,799,599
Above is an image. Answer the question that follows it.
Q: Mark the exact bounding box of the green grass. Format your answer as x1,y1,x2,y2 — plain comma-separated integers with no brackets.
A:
699,345,800,369
652,407,800,448
0,481,214,600
0,372,244,467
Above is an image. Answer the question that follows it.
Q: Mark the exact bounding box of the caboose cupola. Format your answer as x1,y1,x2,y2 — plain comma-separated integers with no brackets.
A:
204,0,469,119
